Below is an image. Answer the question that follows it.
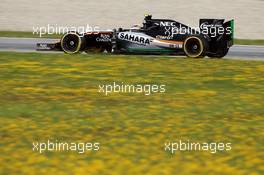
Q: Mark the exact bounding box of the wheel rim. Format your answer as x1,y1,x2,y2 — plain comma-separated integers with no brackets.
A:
61,33,81,53
184,37,203,57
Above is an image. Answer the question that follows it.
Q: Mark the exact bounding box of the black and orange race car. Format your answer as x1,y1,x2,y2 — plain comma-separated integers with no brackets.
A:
37,15,234,58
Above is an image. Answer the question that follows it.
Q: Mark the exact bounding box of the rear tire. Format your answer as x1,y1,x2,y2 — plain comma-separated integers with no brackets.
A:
61,32,84,54
207,41,229,58
183,35,208,58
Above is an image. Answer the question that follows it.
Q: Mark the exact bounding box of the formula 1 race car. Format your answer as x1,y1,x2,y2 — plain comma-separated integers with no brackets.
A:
37,15,234,58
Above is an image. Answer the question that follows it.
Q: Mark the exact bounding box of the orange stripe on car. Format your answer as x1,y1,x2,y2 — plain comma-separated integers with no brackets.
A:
157,39,183,44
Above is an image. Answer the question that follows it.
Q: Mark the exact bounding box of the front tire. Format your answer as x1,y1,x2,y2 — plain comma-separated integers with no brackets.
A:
61,32,83,54
183,36,208,58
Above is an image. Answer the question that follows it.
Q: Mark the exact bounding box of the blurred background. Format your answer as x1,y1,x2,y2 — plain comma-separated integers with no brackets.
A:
0,0,263,39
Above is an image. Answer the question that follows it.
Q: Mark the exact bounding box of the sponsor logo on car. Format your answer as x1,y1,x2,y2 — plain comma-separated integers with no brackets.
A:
38,43,50,49
118,33,152,45
169,44,182,49
155,21,177,27
200,22,222,29
156,35,173,40
96,34,111,42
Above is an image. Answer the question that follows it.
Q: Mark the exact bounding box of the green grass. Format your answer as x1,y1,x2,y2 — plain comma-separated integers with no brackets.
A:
0,52,263,175
0,31,264,45
234,39,264,45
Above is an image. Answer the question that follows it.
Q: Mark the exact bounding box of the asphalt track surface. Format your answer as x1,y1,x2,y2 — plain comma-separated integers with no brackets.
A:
0,37,263,60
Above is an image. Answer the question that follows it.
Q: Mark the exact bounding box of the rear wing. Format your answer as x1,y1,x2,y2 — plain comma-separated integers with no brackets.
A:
199,19,234,47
